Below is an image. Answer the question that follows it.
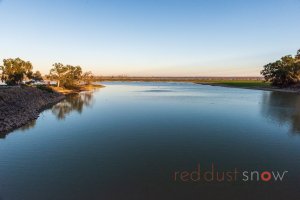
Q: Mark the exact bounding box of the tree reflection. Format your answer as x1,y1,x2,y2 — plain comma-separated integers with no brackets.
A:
0,120,37,139
0,92,95,139
19,120,37,131
261,91,300,134
52,92,94,120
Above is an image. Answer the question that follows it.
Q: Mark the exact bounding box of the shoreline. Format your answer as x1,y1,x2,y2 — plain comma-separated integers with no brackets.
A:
196,82,300,94
99,79,300,94
0,86,65,136
0,84,104,136
1,81,298,136
50,84,105,95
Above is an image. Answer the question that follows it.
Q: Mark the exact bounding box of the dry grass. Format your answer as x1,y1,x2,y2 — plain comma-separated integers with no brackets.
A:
51,84,104,95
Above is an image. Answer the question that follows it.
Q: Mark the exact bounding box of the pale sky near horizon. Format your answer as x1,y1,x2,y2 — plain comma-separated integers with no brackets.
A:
1,0,300,76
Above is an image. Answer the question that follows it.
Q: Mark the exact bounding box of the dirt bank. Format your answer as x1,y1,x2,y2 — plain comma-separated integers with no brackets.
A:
0,86,65,135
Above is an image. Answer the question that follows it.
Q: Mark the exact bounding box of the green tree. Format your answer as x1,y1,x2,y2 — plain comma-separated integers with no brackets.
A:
63,65,82,88
0,58,33,85
49,63,82,88
49,63,68,87
32,71,43,81
82,71,94,85
296,49,300,61
261,49,300,87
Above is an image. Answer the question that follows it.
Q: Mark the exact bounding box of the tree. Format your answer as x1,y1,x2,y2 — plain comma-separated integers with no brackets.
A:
63,65,82,88
32,71,43,81
82,71,94,85
49,63,82,88
261,49,300,87
296,49,300,61
0,58,33,85
49,63,68,87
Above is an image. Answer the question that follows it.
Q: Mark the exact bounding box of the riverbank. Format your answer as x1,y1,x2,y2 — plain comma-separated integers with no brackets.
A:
0,86,65,135
1,80,298,136
0,84,104,135
50,84,105,95
196,81,300,94
99,77,300,94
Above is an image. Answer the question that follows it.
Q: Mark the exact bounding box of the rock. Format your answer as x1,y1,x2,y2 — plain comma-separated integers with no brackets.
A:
0,86,65,135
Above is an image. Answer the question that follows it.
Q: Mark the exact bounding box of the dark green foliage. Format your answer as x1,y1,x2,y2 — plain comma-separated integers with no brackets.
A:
0,58,33,85
261,49,300,87
49,63,82,88
32,71,43,81
82,71,94,85
36,85,54,93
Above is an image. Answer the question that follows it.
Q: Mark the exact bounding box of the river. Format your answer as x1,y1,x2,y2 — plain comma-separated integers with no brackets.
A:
0,82,300,200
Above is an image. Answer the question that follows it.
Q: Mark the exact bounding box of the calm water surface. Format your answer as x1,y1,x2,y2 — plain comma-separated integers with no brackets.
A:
0,82,300,200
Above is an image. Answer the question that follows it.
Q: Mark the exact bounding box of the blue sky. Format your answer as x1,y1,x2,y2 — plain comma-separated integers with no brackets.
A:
1,0,300,76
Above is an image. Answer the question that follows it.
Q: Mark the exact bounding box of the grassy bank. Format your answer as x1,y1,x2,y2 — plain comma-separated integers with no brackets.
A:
50,84,104,95
196,80,271,88
98,77,300,93
196,80,300,93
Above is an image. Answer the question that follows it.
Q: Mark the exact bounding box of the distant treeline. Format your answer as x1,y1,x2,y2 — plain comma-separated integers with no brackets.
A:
1,49,300,88
93,76,263,82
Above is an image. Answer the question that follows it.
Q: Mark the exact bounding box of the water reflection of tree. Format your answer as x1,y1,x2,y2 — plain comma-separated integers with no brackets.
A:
52,92,94,120
261,92,300,134
19,120,37,131
0,92,94,139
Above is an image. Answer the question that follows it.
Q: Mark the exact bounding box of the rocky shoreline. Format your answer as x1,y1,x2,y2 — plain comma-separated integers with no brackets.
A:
0,86,65,135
